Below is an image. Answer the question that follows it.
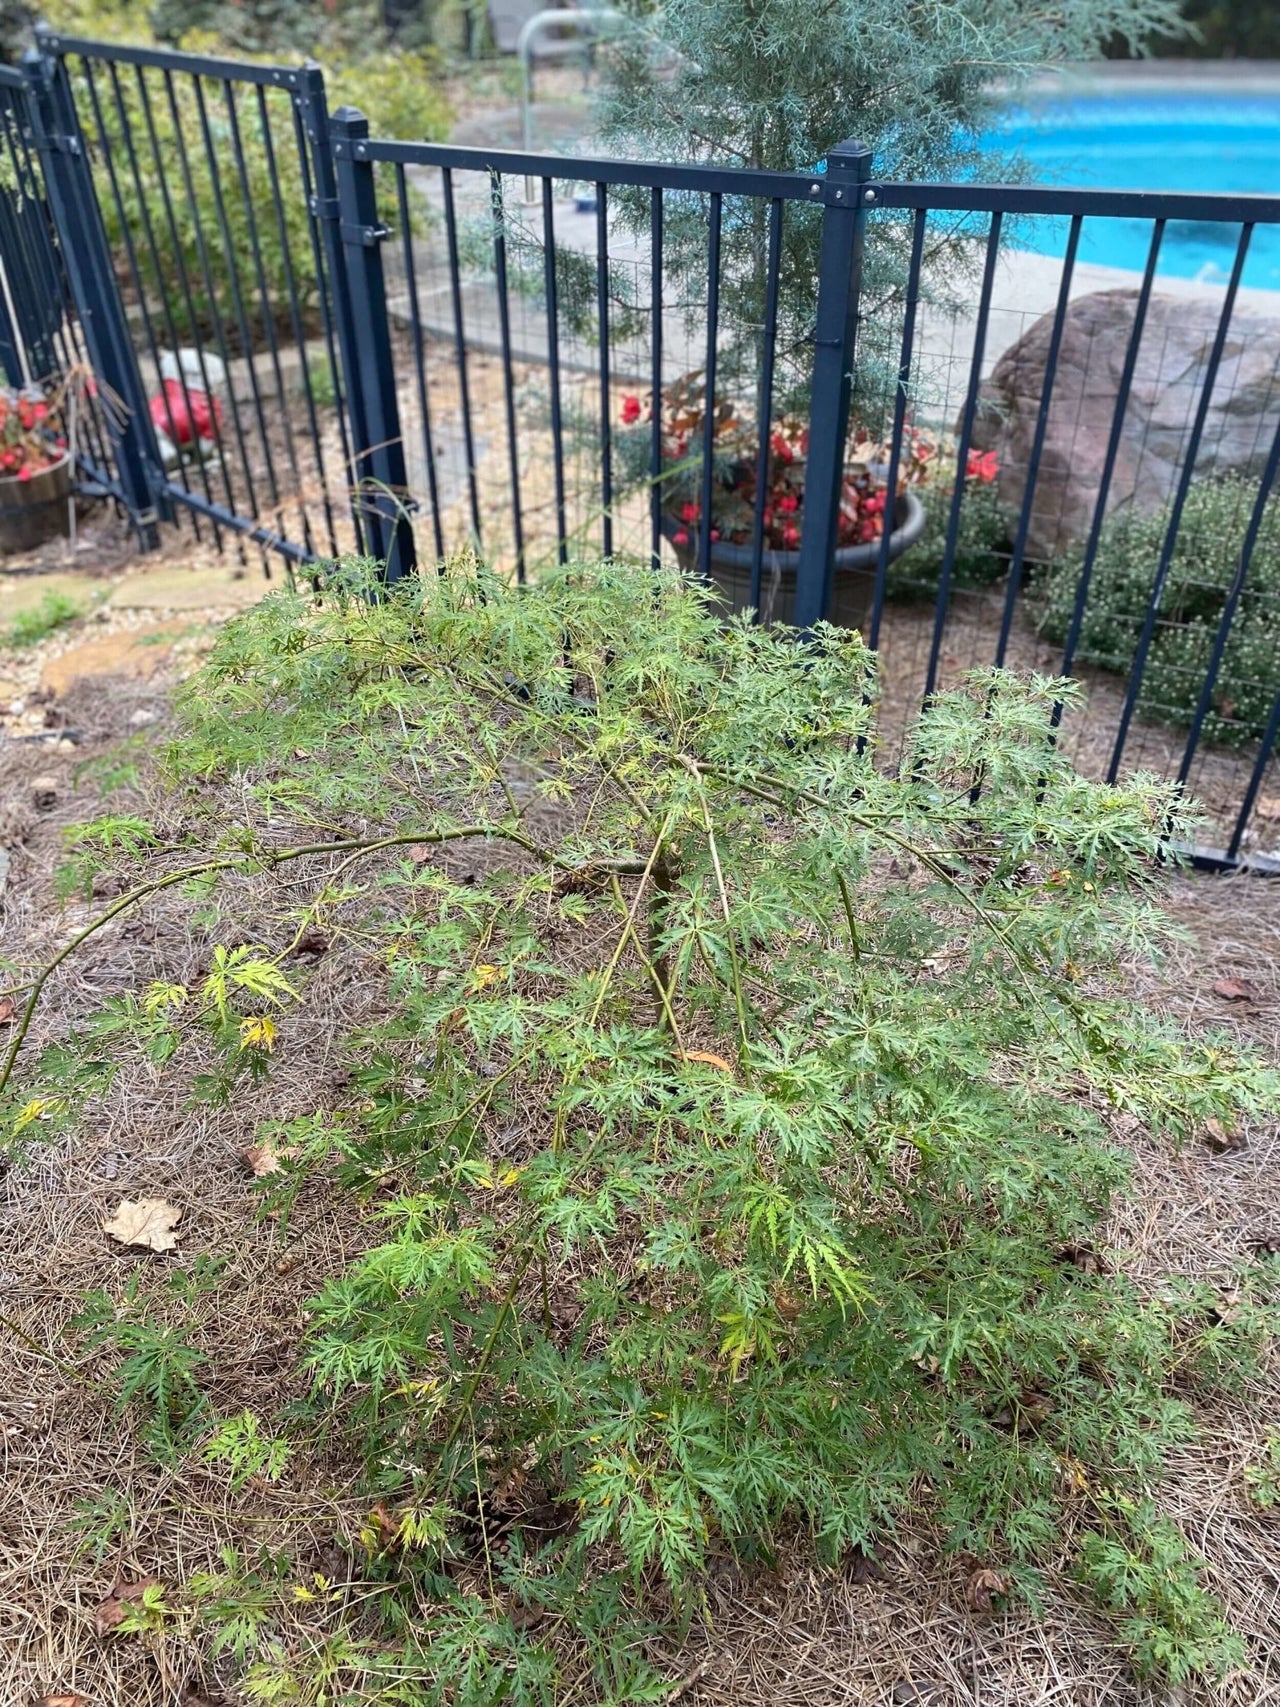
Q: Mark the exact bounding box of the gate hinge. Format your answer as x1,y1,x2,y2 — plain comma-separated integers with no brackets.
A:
339,219,390,247
307,192,339,221
43,132,82,157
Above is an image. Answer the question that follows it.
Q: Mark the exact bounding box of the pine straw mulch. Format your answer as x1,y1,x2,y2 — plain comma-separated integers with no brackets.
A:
0,676,1278,1707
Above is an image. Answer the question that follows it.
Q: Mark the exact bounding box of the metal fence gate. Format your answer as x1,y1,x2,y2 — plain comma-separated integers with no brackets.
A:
5,31,1280,870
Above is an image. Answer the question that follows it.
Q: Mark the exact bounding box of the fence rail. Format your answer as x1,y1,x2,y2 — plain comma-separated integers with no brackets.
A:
2,32,1280,872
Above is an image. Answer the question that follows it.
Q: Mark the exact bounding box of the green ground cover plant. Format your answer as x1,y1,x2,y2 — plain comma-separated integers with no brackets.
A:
1038,474,1280,746
2,586,83,647
3,560,1276,1699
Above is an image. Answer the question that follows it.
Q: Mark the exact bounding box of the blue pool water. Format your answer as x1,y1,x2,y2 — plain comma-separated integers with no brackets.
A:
978,90,1280,287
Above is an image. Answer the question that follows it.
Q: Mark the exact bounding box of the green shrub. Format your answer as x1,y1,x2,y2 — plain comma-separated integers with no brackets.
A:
5,561,1276,1695
71,29,450,350
84,69,318,352
888,477,1012,601
1038,474,1280,746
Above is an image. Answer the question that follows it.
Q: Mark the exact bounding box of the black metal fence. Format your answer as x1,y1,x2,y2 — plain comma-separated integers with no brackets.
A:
4,31,1280,870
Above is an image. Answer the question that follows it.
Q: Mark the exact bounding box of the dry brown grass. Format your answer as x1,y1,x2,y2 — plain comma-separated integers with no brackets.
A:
1,668,1278,1707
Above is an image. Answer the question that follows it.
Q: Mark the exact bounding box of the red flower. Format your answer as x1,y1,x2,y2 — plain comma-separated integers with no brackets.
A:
770,432,794,465
672,529,689,546
620,394,642,425
777,493,799,514
150,378,222,447
782,524,799,549
966,448,999,485
680,501,699,524
17,466,32,482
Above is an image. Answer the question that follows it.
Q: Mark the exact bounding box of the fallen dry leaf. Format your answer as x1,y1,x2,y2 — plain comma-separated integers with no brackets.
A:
102,1198,182,1253
845,1542,886,1584
182,1683,227,1707
1212,977,1262,1003
291,928,330,958
964,1565,1009,1613
93,1574,163,1636
241,1140,299,1178
773,1287,804,1322
38,1695,90,1707
1204,1117,1246,1155
0,996,16,1025
1059,1243,1109,1275
506,1598,547,1632
679,1049,734,1073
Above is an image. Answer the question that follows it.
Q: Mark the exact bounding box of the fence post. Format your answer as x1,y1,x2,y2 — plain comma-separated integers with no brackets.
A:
793,139,874,630
22,39,166,548
326,103,416,583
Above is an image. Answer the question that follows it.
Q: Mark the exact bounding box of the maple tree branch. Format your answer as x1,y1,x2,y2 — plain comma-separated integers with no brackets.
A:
0,821,651,1101
0,1307,87,1383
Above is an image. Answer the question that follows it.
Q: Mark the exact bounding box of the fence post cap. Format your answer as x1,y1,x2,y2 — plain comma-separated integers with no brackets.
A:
329,105,370,137
825,139,874,179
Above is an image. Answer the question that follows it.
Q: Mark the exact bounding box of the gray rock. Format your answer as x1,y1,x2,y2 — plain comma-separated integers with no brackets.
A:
970,289,1280,560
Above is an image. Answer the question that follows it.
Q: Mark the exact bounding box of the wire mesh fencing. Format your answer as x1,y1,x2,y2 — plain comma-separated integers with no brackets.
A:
6,30,1280,868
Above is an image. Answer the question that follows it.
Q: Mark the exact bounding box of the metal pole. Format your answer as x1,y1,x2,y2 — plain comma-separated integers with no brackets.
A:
792,139,873,631
328,103,416,583
518,7,620,198
23,37,166,546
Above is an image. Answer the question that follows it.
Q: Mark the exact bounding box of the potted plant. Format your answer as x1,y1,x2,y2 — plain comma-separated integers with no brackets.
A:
0,377,73,554
619,374,930,627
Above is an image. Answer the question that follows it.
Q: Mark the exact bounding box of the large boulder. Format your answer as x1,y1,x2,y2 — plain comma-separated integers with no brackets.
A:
969,289,1280,560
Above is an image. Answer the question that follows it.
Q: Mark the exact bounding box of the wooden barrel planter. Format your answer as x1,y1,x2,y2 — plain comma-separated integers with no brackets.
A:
0,455,72,554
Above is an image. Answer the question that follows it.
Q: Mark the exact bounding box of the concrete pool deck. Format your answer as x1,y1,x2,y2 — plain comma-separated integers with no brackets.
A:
380,64,1280,475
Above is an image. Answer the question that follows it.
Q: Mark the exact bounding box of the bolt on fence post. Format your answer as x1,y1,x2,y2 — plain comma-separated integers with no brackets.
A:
326,104,416,584
793,140,874,631
23,38,167,548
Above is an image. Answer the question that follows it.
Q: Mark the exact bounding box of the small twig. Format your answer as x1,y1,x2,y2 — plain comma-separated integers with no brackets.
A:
835,867,862,963
665,1655,714,1703
0,1308,87,1383
682,760,752,1070
607,872,687,1051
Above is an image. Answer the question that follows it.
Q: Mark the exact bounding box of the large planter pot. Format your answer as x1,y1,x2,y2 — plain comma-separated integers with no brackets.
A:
662,488,926,628
0,455,72,555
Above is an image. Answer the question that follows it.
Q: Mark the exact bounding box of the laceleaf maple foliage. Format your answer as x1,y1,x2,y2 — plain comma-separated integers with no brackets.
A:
5,560,1277,1698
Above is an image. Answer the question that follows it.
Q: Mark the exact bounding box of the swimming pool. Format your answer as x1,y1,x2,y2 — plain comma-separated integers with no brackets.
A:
979,88,1280,287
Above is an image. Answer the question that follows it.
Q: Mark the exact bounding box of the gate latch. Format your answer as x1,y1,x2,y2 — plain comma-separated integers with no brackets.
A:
339,220,390,247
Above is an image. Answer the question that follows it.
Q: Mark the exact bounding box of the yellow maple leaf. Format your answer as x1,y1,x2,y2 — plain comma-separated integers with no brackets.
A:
239,1015,278,1053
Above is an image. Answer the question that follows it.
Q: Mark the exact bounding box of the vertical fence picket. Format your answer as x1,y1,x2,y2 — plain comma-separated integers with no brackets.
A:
24,37,164,544
6,32,1280,870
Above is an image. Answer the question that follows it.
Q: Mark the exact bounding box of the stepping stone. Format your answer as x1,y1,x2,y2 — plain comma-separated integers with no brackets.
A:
40,625,179,697
106,562,267,612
